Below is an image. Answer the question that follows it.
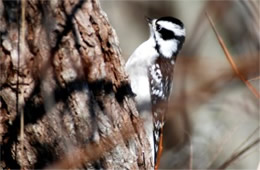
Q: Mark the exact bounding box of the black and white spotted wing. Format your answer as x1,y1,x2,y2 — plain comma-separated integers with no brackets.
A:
148,57,175,163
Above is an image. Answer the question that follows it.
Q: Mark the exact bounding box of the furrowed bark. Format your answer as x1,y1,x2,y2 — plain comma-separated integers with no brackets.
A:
0,0,153,169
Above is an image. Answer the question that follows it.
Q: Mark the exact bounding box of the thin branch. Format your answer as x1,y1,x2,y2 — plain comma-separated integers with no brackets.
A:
206,12,260,99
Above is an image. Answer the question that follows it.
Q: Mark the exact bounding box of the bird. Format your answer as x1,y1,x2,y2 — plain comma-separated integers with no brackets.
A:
125,16,185,167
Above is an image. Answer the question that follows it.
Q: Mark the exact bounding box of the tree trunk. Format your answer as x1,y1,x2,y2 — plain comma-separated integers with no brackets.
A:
0,0,153,169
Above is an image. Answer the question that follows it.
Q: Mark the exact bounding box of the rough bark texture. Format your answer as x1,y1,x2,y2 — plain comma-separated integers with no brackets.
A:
0,0,153,169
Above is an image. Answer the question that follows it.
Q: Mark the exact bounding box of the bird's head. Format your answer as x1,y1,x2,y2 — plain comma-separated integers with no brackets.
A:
146,16,185,58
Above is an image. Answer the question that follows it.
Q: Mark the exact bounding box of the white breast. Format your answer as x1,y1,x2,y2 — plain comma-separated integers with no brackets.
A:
125,37,158,166
125,37,158,107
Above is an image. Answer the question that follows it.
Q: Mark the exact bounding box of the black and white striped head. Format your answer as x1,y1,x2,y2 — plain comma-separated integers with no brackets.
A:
147,16,185,59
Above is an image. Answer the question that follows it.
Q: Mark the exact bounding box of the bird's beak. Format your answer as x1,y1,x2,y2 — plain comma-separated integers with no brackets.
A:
145,16,153,24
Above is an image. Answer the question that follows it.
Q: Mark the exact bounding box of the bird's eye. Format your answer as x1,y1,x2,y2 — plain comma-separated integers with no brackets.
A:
156,25,162,31
159,28,175,40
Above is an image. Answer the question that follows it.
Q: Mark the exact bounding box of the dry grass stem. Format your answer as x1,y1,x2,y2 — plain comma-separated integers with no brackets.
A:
234,147,258,163
248,76,260,82
206,12,260,99
231,126,260,157
218,138,260,169
207,126,240,168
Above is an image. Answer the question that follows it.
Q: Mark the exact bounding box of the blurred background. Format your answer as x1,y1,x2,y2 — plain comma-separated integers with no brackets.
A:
101,0,259,169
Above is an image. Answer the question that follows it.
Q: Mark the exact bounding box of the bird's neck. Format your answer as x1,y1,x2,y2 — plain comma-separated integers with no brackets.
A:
154,37,178,59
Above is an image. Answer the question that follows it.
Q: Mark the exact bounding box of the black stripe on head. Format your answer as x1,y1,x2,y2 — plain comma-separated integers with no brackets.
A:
156,26,175,40
173,35,185,57
156,16,184,28
156,25,185,43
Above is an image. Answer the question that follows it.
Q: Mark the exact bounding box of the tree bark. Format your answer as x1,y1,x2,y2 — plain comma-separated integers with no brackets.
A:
0,0,153,169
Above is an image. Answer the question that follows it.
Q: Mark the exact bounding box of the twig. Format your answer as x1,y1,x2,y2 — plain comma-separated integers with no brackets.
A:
206,12,260,99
